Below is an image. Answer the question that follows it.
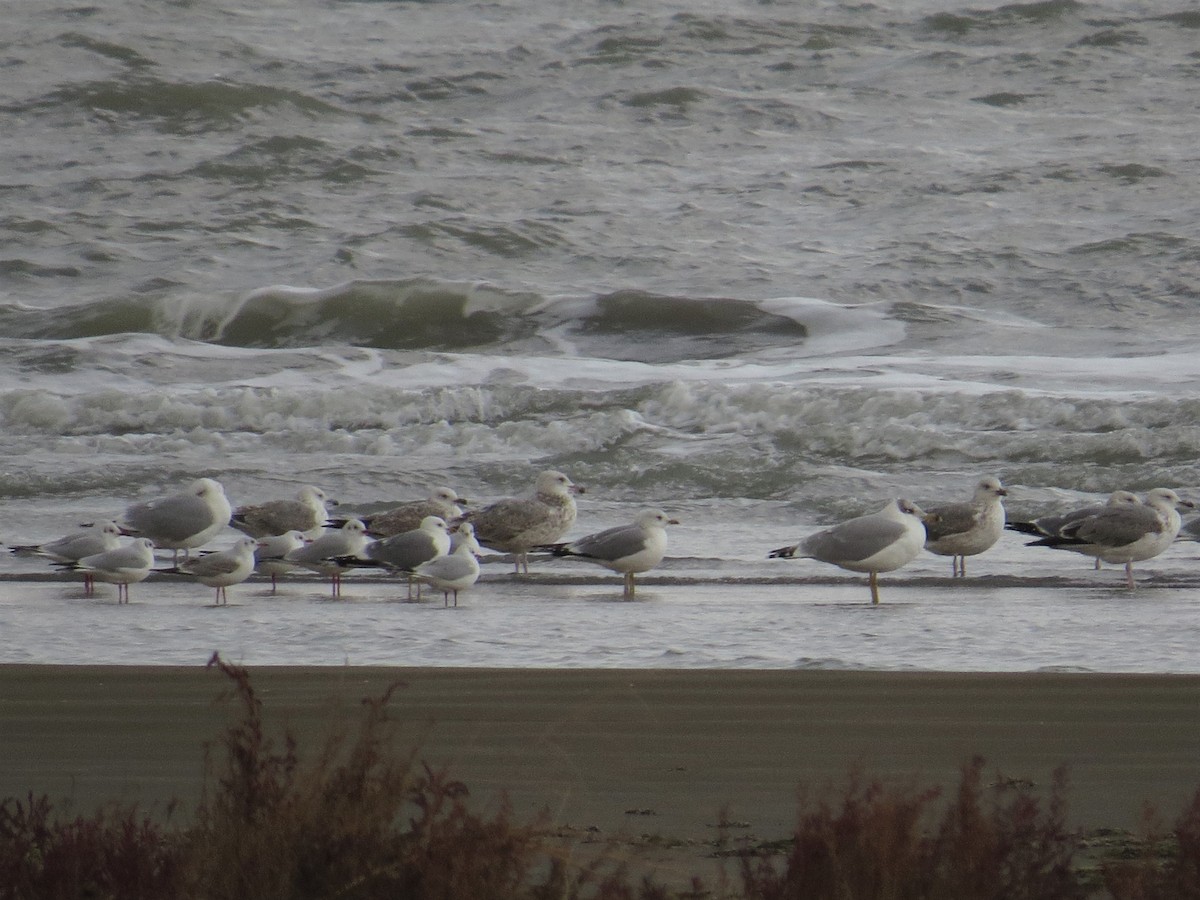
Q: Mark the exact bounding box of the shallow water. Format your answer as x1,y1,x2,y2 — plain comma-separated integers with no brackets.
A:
5,525,1200,671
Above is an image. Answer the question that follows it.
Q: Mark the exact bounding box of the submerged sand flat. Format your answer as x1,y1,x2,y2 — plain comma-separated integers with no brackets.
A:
2,665,1199,845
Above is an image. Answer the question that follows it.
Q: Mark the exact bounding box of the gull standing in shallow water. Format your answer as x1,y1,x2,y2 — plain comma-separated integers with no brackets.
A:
1026,487,1195,588
174,536,258,605
73,538,156,603
285,519,369,598
1007,490,1142,570
768,499,928,605
230,486,332,540
9,521,123,596
339,516,451,599
922,476,1008,577
117,478,232,563
413,523,483,607
253,530,306,593
461,470,583,574
539,508,679,599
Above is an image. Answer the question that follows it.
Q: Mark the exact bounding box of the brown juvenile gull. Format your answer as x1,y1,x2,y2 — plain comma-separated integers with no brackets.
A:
117,477,232,563
336,487,467,538
231,485,332,539
1007,490,1141,570
1026,488,1195,588
461,470,583,574
768,499,928,605
539,508,679,599
922,476,1008,577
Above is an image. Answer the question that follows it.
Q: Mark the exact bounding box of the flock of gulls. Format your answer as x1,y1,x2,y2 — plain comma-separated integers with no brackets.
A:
7,471,1197,606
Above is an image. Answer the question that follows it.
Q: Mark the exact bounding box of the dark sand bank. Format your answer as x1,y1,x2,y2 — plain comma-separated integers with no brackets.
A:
3,666,1200,840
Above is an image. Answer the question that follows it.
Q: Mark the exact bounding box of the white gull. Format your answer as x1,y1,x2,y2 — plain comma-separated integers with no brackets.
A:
540,508,679,599
768,499,928,605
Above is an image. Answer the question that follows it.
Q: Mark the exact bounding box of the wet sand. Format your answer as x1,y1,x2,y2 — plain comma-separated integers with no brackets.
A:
2,665,1199,883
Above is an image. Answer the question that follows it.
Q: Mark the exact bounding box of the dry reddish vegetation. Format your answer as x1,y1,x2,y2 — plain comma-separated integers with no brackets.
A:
1,655,1198,899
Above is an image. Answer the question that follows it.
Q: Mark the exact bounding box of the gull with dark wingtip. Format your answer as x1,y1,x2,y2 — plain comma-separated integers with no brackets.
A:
413,523,483,607
71,538,156,604
284,519,369,598
922,476,1008,577
1025,488,1194,588
768,499,928,605
9,520,123,596
540,508,679,599
174,536,258,605
1007,490,1141,569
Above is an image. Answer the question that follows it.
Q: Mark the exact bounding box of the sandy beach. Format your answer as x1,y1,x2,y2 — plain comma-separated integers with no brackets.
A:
3,663,1200,885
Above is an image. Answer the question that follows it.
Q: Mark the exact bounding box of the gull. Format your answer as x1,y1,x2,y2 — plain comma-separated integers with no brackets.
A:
413,523,483,607
231,486,332,539
9,520,122,596
1026,488,1195,588
175,536,258,605
539,508,679,599
1007,490,1142,569
73,538,156,603
252,530,306,593
117,478,233,563
922,476,1008,577
768,499,928,605
461,470,583,574
333,487,467,538
284,518,369,598
339,516,451,599
449,520,478,552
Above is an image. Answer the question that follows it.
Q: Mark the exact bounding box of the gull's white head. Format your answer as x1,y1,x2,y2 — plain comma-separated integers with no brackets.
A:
536,470,584,497
636,508,681,529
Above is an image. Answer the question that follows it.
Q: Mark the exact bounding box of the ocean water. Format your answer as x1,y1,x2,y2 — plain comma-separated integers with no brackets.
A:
2,0,1199,671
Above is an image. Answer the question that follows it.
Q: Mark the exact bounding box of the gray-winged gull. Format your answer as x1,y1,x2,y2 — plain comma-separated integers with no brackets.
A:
413,523,483,607
10,520,123,596
922,476,1008,577
175,536,258,605
1026,487,1194,588
253,530,306,593
768,499,928,604
231,485,332,539
285,518,369,597
117,478,232,562
73,538,156,603
461,470,583,574
540,508,679,599
1007,490,1141,570
343,515,451,599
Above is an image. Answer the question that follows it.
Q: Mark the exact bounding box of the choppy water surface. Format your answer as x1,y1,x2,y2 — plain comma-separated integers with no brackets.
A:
2,0,1199,670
